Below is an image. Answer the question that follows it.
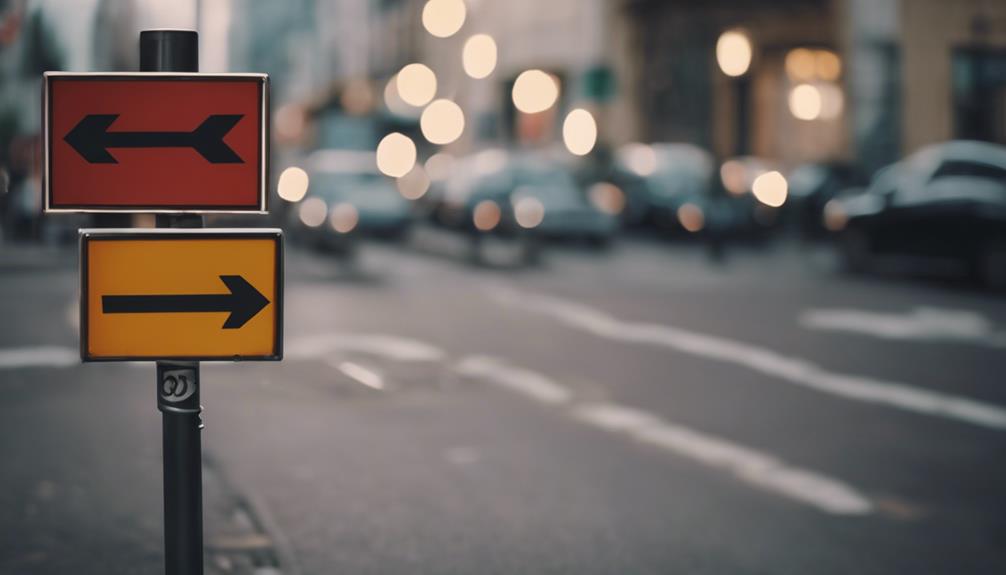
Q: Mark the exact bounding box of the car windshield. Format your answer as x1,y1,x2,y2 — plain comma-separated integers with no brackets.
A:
311,172,387,200
512,167,581,203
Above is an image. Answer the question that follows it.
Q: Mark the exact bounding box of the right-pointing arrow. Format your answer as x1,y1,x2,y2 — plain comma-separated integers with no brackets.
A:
101,275,269,329
64,114,245,164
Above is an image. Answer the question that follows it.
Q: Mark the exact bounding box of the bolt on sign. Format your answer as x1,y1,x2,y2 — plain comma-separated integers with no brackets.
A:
79,229,283,361
43,73,268,212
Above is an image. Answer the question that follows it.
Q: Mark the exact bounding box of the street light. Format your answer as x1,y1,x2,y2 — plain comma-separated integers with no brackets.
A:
716,29,753,156
716,30,752,77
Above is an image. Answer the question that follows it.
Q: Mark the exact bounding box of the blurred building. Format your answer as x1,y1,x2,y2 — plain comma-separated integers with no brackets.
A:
620,0,1006,176
899,0,1006,151
619,0,846,168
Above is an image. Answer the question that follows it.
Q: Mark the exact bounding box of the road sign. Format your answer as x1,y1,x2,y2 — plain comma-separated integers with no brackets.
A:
80,229,283,361
44,73,268,213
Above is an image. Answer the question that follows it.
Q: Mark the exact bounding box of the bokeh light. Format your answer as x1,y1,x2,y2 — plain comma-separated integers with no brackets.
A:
720,160,748,195
396,63,437,107
752,170,788,207
677,203,705,232
425,153,455,182
420,99,465,145
277,166,309,202
329,203,359,233
716,30,752,77
473,200,501,231
376,132,417,177
274,104,306,143
589,182,626,215
562,108,597,156
463,34,497,79
823,199,848,231
818,83,844,119
513,195,545,229
620,143,657,176
789,83,822,120
397,165,431,200
512,69,559,114
815,50,842,81
422,0,466,38
298,196,327,227
785,48,816,81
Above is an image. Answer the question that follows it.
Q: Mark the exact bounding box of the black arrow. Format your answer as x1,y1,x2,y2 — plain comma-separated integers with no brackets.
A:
101,275,269,329
65,114,245,164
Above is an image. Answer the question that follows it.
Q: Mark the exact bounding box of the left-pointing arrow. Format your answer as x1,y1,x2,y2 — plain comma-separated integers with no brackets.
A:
64,114,245,164
101,275,269,329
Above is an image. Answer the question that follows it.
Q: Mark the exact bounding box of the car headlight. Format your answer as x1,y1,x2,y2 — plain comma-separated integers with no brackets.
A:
676,202,704,232
473,200,501,231
822,199,848,231
588,182,625,215
513,196,545,229
298,196,327,227
330,202,359,233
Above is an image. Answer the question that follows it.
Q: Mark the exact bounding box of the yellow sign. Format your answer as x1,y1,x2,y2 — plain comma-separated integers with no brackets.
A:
80,229,283,361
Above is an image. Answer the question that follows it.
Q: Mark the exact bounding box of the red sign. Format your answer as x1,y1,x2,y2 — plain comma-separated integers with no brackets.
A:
43,73,268,212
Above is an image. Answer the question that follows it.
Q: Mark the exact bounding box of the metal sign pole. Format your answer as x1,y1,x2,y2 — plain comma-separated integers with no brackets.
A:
141,29,205,575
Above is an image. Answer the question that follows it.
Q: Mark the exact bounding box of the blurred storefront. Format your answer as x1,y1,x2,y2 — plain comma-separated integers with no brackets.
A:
618,0,846,168
620,0,1006,176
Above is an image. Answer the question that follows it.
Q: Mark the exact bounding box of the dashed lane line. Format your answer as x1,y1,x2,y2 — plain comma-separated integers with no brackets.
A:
453,355,872,515
455,355,572,405
0,346,78,369
488,286,1006,431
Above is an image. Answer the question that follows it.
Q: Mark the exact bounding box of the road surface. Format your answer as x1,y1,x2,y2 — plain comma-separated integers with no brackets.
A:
2,233,1005,574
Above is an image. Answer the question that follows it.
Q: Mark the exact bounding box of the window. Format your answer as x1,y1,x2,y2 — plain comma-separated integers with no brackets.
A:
930,160,1006,184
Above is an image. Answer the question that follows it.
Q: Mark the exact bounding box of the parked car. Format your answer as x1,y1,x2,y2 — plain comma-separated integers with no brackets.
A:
436,149,619,248
286,149,413,253
827,140,1006,288
785,162,864,239
615,143,716,233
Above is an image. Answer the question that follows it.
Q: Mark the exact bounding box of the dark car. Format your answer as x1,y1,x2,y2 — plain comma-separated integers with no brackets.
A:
614,143,717,233
786,162,864,239
436,150,619,248
286,150,413,254
828,140,1006,287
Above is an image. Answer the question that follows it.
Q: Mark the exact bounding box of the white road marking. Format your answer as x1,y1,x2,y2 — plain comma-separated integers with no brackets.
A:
455,355,572,405
574,402,872,515
489,286,1006,431
0,346,78,369
455,353,871,515
332,360,385,391
286,333,445,362
800,307,1006,348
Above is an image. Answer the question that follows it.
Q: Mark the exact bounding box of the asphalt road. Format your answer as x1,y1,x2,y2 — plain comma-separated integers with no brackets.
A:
2,231,1006,574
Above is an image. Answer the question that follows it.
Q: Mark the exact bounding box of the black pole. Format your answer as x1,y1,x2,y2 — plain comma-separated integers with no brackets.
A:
142,29,205,575
156,362,203,575
734,75,750,157
141,30,203,230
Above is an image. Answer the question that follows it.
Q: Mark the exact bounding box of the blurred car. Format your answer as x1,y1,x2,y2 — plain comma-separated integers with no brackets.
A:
286,150,413,253
827,140,1006,287
717,155,793,234
436,149,619,247
615,143,716,232
785,162,864,239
